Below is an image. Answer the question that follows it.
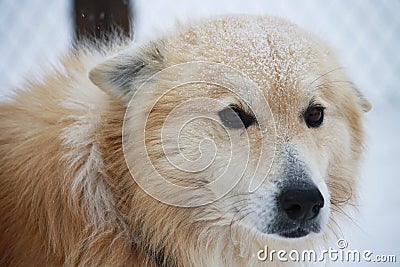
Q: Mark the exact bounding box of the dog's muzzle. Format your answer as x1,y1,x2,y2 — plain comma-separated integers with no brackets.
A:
269,179,325,238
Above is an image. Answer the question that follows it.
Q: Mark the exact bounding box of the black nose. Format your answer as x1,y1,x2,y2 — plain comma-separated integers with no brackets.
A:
278,183,324,221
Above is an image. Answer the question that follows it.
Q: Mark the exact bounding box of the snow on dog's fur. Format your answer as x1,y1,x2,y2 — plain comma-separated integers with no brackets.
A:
0,16,370,266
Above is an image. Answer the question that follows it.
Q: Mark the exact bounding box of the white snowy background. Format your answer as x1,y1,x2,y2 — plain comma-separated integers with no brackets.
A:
0,0,399,265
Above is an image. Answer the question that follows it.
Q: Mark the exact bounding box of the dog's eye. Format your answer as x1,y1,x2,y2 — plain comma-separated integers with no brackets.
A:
218,104,255,129
305,106,324,128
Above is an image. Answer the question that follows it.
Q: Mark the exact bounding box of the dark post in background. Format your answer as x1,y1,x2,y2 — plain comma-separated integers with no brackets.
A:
73,0,133,41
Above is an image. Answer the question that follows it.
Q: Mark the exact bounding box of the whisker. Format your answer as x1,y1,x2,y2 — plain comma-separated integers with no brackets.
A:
308,67,344,87
229,209,255,247
329,217,344,239
315,80,354,89
222,192,252,200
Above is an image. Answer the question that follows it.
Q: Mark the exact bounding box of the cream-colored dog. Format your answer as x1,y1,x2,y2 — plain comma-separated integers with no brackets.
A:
0,16,370,266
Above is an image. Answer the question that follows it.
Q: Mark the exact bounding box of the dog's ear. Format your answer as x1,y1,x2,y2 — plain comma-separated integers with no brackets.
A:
353,87,372,112
89,41,166,104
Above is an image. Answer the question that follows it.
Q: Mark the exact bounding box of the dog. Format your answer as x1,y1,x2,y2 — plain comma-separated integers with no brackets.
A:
0,16,371,266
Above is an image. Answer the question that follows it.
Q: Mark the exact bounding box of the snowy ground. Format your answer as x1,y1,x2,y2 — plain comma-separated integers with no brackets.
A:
0,0,399,265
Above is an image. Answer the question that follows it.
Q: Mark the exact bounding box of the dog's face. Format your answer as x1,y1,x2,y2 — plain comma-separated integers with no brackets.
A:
90,16,370,244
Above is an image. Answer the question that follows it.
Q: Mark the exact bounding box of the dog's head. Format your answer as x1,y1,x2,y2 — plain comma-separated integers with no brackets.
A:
90,16,370,249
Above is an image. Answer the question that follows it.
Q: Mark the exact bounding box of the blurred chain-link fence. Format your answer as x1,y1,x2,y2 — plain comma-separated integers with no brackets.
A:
0,0,72,95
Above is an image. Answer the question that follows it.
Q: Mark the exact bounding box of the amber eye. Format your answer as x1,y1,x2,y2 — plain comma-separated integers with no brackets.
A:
305,106,324,128
218,104,255,129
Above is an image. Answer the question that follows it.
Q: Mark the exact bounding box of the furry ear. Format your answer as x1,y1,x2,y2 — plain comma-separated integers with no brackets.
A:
89,41,166,103
353,87,372,112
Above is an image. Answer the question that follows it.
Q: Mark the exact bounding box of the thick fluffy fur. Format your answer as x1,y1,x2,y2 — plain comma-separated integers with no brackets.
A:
0,16,370,266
